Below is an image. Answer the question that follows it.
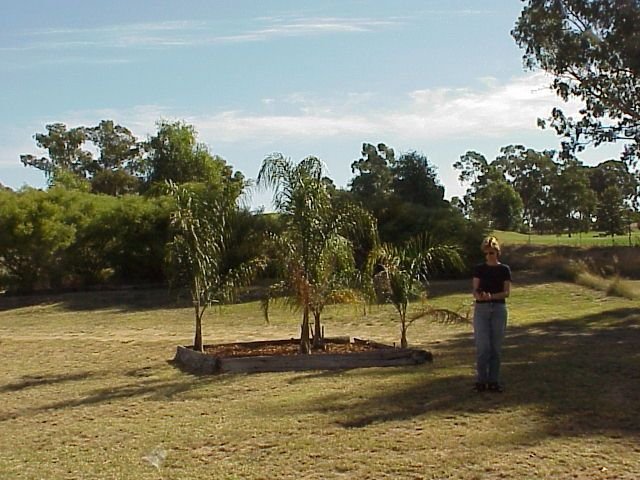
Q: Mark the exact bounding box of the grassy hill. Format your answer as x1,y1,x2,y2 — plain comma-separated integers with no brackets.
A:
494,228,640,247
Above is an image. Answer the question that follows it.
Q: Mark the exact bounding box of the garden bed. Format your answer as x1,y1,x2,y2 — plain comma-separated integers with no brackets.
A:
173,337,432,374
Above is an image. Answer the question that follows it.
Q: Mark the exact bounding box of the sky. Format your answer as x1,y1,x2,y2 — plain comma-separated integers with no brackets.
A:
0,0,625,210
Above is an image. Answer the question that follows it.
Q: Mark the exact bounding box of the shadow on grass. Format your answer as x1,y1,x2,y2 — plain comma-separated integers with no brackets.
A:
0,288,187,313
0,374,215,422
0,359,227,422
302,307,640,439
0,371,97,393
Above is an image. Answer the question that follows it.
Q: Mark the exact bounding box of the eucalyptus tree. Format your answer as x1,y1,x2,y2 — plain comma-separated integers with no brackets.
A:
596,185,627,239
391,150,445,208
454,151,523,230
166,181,264,352
495,145,556,232
589,160,639,210
20,123,93,181
258,153,377,353
21,121,144,194
512,0,640,167
350,142,395,200
370,234,463,348
546,158,596,235
85,120,143,195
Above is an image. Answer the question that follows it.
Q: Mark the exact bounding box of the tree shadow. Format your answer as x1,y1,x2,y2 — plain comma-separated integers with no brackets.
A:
0,371,98,393
0,288,187,313
302,307,640,440
0,370,218,422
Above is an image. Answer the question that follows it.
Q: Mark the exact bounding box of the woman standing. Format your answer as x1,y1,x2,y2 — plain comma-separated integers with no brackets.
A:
472,236,511,393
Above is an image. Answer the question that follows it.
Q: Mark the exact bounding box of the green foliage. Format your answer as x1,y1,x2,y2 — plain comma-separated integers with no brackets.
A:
349,142,395,202
166,181,264,351
258,153,377,352
85,120,143,194
0,188,77,292
589,160,639,210
596,186,626,237
545,158,595,235
349,144,480,266
455,150,524,231
20,123,92,180
0,186,175,292
513,0,640,166
370,233,464,348
458,146,635,237
495,145,556,230
20,121,144,195
90,194,172,283
391,150,445,208
472,180,524,231
144,120,241,192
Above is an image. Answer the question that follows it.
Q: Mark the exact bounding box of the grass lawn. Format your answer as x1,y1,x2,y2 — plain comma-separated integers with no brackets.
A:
494,229,640,247
1,282,639,479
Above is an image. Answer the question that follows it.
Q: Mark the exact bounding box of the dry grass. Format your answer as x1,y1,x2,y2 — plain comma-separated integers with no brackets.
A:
500,244,640,300
1,283,639,479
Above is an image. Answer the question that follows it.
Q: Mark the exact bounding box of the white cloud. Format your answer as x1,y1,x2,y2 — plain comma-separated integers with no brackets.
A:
4,16,402,53
7,72,576,149
183,72,578,145
0,72,620,195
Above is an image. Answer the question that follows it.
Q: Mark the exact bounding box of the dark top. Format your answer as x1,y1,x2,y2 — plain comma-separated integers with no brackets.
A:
473,263,512,303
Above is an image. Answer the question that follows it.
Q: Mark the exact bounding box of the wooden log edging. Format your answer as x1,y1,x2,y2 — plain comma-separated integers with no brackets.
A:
173,338,432,374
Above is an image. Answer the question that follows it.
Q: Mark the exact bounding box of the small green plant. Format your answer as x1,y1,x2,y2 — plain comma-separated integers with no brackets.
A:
370,233,464,348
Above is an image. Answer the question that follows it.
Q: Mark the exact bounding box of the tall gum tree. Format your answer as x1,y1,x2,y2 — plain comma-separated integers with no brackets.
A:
512,0,640,167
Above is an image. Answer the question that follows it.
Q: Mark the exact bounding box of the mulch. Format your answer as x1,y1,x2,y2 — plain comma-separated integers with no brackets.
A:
203,340,378,358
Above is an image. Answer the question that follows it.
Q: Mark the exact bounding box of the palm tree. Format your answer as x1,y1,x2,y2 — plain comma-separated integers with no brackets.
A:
257,153,377,353
166,181,264,352
370,233,464,348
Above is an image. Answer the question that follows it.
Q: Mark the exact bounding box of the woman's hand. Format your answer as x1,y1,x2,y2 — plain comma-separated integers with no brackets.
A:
474,289,491,301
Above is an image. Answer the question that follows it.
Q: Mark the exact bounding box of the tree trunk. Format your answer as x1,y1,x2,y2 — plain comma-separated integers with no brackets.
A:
300,307,311,354
312,310,324,349
194,303,203,352
400,316,408,349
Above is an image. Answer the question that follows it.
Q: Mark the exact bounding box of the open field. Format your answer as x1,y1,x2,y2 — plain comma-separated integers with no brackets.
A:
495,229,640,247
1,281,639,479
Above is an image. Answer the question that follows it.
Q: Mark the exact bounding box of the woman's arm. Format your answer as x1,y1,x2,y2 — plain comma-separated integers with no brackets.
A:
472,277,486,301
488,280,511,300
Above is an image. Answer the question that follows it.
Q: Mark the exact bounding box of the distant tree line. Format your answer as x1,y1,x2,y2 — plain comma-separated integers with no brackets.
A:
453,145,639,237
507,0,640,237
0,121,483,293
2,0,639,295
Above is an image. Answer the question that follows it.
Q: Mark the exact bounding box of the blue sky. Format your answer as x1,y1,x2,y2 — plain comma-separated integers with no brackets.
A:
0,0,623,209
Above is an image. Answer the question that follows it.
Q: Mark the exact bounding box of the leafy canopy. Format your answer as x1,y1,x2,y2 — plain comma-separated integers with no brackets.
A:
512,0,640,166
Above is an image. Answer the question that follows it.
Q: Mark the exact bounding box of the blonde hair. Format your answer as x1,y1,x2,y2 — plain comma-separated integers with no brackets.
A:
481,236,501,254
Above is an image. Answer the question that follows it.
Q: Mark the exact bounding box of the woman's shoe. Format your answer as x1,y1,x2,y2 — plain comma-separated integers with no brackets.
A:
473,382,487,392
487,382,504,393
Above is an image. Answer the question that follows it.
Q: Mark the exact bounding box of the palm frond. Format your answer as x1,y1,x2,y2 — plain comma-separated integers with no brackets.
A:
409,304,471,325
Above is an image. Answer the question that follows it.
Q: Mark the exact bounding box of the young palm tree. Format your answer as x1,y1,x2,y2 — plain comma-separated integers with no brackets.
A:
258,153,376,353
166,181,264,352
371,233,464,348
